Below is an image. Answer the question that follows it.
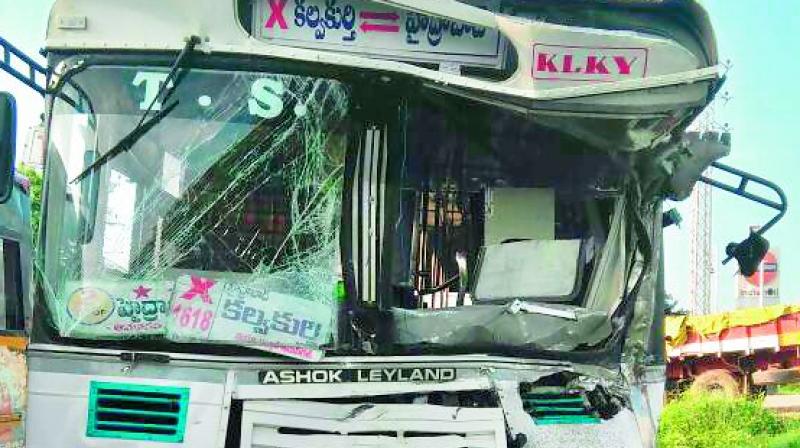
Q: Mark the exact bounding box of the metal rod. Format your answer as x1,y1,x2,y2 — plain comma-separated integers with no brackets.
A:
700,176,782,210
698,161,788,263
705,161,788,235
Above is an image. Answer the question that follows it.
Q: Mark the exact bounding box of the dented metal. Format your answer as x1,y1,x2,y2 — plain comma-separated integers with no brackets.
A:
21,0,725,446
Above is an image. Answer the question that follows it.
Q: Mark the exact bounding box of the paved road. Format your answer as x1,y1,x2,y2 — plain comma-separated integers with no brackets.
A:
764,394,800,414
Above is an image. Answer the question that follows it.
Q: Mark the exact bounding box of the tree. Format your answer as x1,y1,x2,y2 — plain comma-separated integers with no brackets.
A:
665,293,688,315
16,164,43,242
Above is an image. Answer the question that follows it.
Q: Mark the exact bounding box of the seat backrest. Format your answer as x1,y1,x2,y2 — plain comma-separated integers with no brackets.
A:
472,239,582,303
484,188,554,245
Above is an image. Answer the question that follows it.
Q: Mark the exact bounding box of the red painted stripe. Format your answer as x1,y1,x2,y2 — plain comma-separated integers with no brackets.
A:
360,23,400,33
359,11,400,21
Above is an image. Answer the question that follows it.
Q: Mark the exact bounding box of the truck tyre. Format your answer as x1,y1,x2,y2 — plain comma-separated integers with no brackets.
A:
690,369,740,397
752,368,800,386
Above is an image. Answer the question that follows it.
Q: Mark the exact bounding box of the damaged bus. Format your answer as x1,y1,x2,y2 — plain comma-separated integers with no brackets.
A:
0,0,781,446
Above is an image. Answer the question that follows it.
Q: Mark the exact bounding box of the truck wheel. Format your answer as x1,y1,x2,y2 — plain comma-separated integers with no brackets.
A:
752,368,800,386
690,369,741,397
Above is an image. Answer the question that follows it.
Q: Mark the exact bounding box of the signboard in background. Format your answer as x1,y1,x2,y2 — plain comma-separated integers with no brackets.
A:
253,0,505,68
22,122,45,170
737,249,780,309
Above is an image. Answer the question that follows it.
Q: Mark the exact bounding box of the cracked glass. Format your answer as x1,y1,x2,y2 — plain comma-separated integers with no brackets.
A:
41,65,349,358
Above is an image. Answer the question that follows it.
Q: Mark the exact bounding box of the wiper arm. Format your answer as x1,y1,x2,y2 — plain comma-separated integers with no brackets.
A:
506,300,578,321
72,102,179,184
72,35,200,184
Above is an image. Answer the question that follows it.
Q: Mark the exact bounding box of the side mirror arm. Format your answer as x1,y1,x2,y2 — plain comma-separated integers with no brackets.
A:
698,161,788,264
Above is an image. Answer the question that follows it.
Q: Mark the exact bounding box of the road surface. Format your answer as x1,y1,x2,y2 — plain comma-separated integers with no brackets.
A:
764,394,800,414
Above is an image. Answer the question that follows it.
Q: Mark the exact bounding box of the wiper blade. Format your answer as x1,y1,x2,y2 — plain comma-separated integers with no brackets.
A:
505,300,578,321
72,101,179,183
71,35,200,184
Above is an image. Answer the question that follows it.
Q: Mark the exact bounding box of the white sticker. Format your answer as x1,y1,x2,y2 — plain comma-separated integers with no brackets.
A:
60,280,171,338
254,0,504,68
167,274,334,351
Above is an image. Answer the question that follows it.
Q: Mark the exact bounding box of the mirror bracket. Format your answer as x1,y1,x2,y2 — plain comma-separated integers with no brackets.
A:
698,161,788,270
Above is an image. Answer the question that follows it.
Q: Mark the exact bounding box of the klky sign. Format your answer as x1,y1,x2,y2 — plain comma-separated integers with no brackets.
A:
532,44,648,82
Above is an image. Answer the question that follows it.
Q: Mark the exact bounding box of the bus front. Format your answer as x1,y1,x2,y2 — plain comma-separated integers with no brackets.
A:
26,0,721,446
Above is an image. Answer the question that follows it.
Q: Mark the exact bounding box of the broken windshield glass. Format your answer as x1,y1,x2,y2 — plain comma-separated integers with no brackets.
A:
384,96,626,310
41,65,349,359
356,94,633,354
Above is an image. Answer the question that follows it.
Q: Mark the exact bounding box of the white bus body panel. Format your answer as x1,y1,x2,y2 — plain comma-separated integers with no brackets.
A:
25,371,223,447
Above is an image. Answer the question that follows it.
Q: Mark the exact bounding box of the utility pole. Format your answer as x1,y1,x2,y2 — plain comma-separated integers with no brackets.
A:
688,76,732,315
689,171,713,315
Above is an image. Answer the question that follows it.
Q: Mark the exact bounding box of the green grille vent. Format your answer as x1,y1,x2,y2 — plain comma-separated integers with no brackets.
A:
87,381,190,442
522,391,600,425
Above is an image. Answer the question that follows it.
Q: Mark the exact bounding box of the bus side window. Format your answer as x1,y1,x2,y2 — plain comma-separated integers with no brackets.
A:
0,239,25,331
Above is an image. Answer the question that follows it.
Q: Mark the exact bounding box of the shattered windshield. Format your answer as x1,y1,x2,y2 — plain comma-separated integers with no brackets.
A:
385,96,626,309
41,64,349,360
370,96,631,354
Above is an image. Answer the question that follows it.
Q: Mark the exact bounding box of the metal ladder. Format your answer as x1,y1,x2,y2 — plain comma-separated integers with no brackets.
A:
0,36,48,95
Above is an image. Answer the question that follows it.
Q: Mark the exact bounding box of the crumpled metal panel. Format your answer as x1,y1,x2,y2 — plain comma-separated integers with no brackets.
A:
497,380,645,448
391,303,612,351
623,206,662,366
241,400,508,448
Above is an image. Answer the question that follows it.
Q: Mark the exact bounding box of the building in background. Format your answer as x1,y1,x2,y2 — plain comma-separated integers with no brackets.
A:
19,115,45,171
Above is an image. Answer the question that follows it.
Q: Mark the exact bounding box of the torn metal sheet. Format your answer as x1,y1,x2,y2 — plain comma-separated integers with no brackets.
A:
497,380,643,448
233,365,637,447
623,207,663,366
391,303,612,351
240,400,508,448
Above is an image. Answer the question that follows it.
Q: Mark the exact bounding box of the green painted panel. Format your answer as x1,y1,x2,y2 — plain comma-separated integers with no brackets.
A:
523,391,601,426
86,381,190,443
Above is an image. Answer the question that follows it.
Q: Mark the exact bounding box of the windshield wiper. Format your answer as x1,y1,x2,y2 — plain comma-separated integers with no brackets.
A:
72,35,200,184
506,300,578,321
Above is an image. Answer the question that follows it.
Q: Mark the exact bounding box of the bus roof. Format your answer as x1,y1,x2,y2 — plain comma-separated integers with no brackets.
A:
45,0,719,106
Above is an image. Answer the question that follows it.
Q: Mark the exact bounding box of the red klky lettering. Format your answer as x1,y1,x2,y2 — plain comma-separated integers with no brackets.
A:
562,54,576,73
613,56,638,75
585,56,609,75
536,53,559,72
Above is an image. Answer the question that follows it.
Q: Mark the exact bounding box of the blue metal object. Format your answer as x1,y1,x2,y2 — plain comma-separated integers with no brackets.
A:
86,381,190,443
0,36,48,95
522,391,601,425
